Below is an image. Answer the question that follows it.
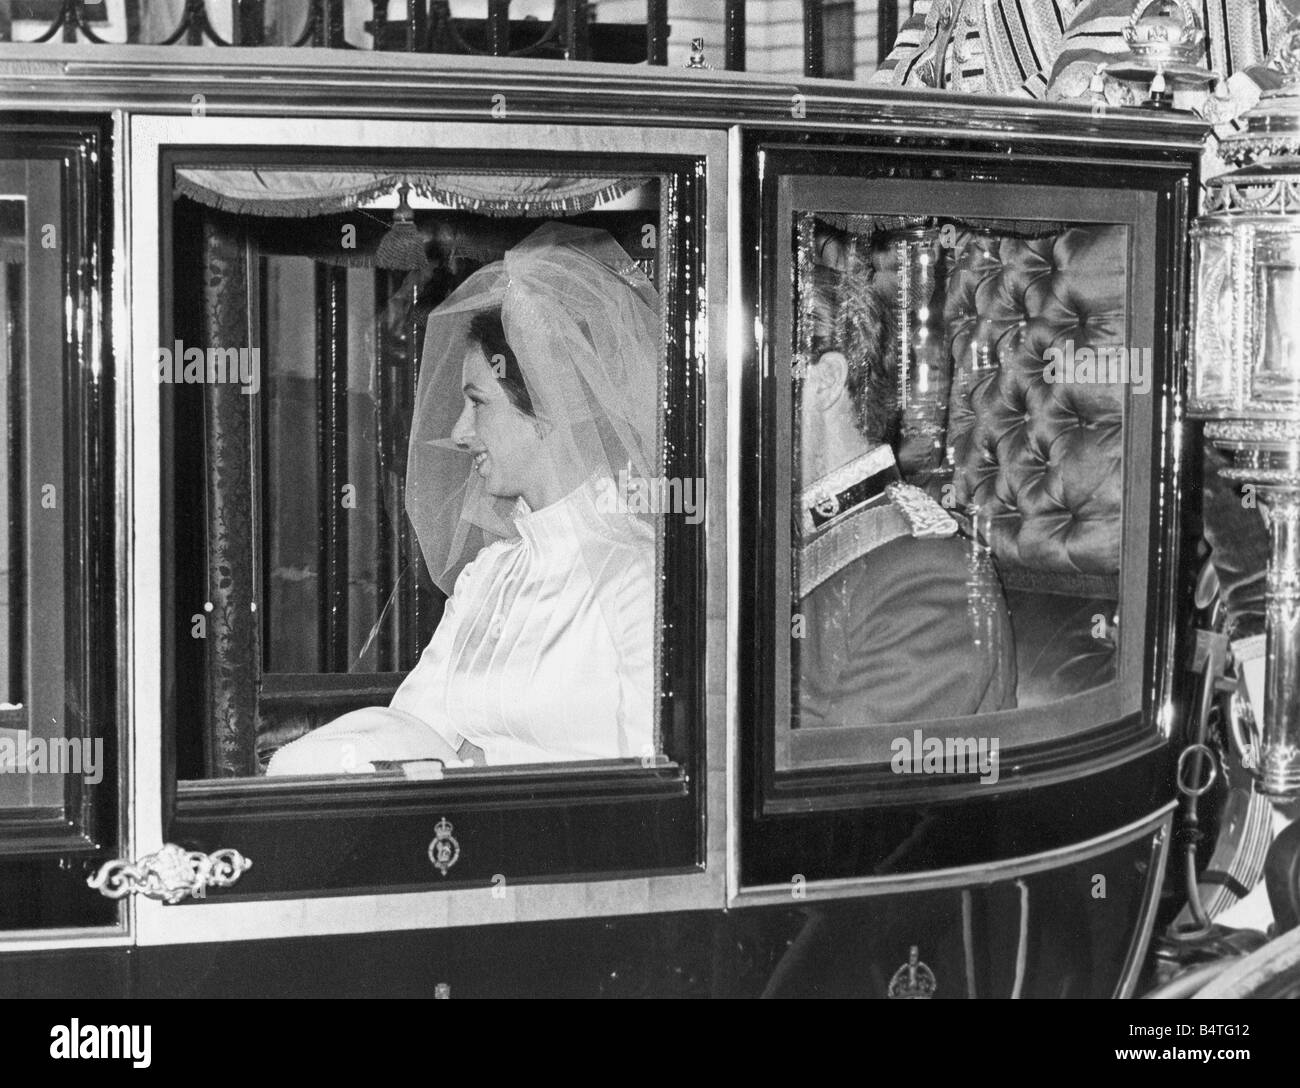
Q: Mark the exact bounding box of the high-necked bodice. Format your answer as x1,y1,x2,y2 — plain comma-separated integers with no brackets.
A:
389,477,655,765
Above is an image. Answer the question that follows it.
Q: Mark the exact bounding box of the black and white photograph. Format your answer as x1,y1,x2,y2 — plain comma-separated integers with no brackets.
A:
0,0,1297,1042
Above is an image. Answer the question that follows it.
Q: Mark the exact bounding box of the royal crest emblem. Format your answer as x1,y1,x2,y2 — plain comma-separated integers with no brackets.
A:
428,817,461,876
887,945,937,999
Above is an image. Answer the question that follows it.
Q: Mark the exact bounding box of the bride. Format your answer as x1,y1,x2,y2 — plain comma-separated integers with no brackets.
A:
267,222,660,774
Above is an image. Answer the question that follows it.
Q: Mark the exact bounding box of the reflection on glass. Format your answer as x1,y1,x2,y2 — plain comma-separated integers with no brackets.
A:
1253,233,1300,403
896,229,952,482
791,214,1128,737
0,197,23,718
169,172,666,779
1192,232,1234,405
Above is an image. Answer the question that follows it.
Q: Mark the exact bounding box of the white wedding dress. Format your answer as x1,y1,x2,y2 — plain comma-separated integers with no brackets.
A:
266,477,656,774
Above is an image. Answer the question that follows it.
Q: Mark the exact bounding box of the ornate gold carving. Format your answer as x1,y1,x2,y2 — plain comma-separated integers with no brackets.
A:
1204,178,1300,217
87,844,252,904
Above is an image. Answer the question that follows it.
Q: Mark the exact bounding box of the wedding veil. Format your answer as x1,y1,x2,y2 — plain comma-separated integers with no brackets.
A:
406,221,661,595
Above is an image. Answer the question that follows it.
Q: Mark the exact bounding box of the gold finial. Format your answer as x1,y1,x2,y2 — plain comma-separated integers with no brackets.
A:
686,38,710,70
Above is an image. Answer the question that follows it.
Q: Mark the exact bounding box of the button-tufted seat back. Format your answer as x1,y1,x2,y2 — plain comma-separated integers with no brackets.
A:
935,225,1127,707
944,226,1127,582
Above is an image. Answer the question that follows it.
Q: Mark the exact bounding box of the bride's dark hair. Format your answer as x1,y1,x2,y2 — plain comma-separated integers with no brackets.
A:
467,308,535,417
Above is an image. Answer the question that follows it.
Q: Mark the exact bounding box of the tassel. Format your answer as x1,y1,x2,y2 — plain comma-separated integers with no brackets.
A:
375,185,429,271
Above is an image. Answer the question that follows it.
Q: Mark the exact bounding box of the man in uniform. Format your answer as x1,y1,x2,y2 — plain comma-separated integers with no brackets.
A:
793,258,1016,728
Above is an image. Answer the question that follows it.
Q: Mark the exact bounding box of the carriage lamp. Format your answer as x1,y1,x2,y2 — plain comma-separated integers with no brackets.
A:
1188,19,1300,800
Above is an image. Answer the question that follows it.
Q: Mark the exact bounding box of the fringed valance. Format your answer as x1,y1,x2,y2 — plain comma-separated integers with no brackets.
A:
173,169,648,219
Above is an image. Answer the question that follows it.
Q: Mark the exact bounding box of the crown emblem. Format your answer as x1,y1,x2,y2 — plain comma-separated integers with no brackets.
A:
887,946,937,999
428,817,461,876
1123,0,1205,66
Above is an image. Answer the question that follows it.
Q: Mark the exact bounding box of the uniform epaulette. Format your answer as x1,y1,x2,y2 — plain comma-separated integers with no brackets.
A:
886,483,959,539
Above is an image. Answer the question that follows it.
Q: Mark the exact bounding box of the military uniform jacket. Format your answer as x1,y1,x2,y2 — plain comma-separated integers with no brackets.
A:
794,447,1018,729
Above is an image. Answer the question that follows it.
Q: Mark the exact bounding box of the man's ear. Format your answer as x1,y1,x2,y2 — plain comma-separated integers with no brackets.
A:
808,350,850,411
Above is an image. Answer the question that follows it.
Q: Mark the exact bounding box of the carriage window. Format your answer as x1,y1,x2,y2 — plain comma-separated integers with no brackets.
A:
780,203,1145,772
0,174,68,806
165,165,680,783
0,145,95,826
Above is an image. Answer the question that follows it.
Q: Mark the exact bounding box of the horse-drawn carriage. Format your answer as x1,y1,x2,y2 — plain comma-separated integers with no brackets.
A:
0,0,1295,1000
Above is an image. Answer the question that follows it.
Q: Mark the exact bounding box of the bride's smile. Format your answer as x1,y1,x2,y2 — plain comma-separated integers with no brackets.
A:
450,309,558,509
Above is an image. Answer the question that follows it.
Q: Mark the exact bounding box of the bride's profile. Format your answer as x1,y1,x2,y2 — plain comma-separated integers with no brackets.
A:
267,221,660,774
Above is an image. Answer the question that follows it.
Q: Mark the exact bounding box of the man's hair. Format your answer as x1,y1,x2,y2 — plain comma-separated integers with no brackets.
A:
802,261,898,445
467,308,536,417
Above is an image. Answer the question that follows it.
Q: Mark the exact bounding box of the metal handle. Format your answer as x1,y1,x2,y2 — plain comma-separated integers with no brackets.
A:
87,844,252,904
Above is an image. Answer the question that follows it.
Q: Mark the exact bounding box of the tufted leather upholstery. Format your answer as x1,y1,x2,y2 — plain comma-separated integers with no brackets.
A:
945,226,1127,580
934,225,1127,705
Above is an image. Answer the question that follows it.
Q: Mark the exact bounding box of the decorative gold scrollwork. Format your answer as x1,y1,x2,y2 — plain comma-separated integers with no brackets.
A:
86,844,252,904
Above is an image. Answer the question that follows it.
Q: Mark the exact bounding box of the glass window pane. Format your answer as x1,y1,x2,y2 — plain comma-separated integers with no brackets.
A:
1252,232,1300,404
789,211,1131,768
171,171,672,780
0,154,71,815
